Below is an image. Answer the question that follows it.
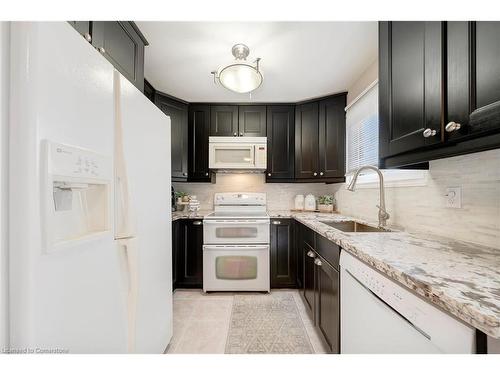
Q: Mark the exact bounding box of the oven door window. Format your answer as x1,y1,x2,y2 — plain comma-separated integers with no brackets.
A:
215,227,258,238
215,256,258,280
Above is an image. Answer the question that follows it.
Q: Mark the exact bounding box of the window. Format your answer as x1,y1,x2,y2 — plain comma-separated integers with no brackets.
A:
345,81,427,188
346,81,379,174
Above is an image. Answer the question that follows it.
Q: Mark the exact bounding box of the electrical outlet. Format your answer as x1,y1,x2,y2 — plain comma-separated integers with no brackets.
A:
445,187,462,208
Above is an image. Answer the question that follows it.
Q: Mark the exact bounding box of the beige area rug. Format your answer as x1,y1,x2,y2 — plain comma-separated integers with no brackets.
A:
225,293,313,354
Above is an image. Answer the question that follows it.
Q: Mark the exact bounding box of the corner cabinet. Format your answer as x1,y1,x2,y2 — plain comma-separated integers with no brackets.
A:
266,105,295,181
270,219,296,288
156,94,189,181
379,21,500,168
295,94,346,182
188,105,212,182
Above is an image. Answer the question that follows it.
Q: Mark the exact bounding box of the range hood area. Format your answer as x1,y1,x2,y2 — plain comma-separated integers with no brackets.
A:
208,136,267,171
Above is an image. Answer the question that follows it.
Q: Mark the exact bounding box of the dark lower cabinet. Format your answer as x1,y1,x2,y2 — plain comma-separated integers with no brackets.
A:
266,105,295,181
315,254,340,353
91,21,148,92
270,219,296,288
188,105,211,182
173,219,204,289
156,94,189,181
238,105,267,136
297,221,340,353
210,105,239,136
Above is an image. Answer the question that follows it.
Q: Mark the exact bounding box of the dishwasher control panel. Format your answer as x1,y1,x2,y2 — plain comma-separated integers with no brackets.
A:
340,251,475,353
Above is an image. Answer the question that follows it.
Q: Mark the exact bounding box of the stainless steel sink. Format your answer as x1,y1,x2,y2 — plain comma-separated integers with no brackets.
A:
319,220,390,232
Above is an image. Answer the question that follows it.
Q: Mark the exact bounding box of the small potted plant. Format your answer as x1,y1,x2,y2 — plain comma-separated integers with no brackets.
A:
318,195,335,213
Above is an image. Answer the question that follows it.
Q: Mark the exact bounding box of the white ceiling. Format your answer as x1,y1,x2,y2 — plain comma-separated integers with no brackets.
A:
137,22,378,103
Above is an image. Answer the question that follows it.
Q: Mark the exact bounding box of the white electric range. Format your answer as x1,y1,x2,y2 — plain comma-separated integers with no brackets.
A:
203,192,270,292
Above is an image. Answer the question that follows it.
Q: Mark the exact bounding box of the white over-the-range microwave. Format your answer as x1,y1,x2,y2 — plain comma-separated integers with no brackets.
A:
208,136,267,170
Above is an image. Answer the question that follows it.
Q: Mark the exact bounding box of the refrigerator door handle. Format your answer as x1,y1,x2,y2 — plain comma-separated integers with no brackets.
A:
118,238,139,353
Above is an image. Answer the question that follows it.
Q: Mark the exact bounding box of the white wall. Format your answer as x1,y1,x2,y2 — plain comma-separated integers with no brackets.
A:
0,21,10,349
332,149,500,249
173,173,331,211
346,59,378,106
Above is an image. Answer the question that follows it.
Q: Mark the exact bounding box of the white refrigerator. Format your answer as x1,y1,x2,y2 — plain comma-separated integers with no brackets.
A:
8,22,172,353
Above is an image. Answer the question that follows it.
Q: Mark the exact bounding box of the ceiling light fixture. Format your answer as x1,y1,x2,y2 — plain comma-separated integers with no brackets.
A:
211,44,263,94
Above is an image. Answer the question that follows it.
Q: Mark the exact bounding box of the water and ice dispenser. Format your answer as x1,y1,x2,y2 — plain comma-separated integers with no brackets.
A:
43,141,112,252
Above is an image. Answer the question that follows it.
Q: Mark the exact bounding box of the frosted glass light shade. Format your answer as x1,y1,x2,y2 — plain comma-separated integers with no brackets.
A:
218,62,263,94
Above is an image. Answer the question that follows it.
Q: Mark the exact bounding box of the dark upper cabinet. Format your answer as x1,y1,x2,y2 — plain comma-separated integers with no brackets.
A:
91,21,147,92
270,218,296,288
319,96,346,178
447,21,500,141
210,105,239,136
188,104,211,182
68,21,91,40
266,105,295,181
295,97,346,182
295,102,320,179
156,94,189,181
144,79,155,103
238,105,267,136
174,219,204,289
379,21,444,159
380,21,500,168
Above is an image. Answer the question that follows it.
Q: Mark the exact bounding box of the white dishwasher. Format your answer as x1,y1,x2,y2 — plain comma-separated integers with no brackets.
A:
340,251,476,354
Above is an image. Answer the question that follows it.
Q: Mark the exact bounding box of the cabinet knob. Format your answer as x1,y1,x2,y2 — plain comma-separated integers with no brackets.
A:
239,132,243,136
314,258,323,266
84,33,92,42
267,173,271,177
320,172,324,176
272,220,281,225
307,250,315,258
313,172,318,176
98,47,106,54
233,132,237,136
183,172,187,176
422,128,437,138
193,220,202,226
445,121,462,132
205,172,209,176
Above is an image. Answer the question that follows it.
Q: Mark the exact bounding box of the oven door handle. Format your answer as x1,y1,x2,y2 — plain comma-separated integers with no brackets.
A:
205,219,270,224
203,244,270,251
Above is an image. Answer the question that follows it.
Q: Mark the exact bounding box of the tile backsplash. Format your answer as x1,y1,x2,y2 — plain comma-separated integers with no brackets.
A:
173,173,331,211
331,149,500,249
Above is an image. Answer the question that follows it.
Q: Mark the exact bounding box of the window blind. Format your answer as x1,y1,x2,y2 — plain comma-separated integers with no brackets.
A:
345,83,379,174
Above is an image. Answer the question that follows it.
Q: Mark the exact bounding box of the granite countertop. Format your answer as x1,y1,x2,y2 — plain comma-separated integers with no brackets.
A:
171,210,212,221
283,211,500,338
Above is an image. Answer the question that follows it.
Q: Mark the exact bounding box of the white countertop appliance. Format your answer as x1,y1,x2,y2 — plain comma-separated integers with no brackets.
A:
340,251,475,353
203,192,270,292
208,136,267,170
8,23,172,353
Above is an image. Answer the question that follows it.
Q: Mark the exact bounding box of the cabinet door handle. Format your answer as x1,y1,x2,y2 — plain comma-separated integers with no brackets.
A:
267,173,271,177
445,121,461,132
314,258,323,266
313,172,318,176
239,132,243,136
84,33,92,42
320,172,324,176
233,132,237,136
98,47,106,54
192,220,203,226
183,172,188,176
307,250,315,258
272,220,281,225
422,128,437,137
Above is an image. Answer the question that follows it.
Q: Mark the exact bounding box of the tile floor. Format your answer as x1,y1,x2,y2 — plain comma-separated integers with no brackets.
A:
166,289,330,354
